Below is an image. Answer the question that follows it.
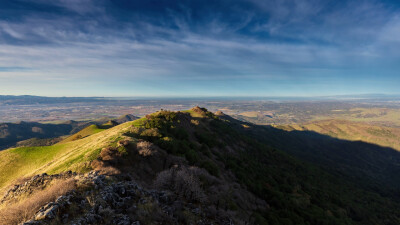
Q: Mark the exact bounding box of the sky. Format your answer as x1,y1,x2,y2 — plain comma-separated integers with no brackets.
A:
0,0,399,97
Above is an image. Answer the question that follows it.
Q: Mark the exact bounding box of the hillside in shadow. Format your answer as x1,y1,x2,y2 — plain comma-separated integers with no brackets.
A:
2,108,400,224
226,115,400,196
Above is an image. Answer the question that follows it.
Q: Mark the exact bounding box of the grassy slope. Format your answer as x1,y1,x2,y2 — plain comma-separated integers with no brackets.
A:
0,121,136,192
277,119,400,151
181,109,204,118
58,124,106,144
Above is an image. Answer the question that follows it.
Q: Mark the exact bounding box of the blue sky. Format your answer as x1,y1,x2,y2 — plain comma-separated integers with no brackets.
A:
0,0,399,97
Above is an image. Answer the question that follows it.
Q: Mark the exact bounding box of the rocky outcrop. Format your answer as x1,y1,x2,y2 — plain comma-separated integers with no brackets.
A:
18,168,259,225
1,171,77,205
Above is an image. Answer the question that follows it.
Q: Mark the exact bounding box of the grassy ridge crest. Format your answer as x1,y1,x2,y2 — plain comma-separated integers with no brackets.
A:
0,120,137,191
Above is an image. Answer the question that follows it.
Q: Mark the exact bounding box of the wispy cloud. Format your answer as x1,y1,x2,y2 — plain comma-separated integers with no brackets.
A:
0,0,399,96
0,66,31,72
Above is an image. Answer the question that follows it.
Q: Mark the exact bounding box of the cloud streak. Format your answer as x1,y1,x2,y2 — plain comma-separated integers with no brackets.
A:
0,0,399,96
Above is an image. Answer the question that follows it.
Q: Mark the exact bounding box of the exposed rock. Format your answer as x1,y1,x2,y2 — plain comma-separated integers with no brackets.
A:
191,106,207,113
215,111,226,116
21,221,42,225
1,171,77,205
34,202,59,220
20,168,251,225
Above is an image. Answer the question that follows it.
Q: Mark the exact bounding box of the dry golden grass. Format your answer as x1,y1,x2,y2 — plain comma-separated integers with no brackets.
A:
190,119,200,126
239,111,260,118
311,108,400,127
90,159,121,175
58,124,106,144
0,178,75,225
137,141,157,157
279,119,400,151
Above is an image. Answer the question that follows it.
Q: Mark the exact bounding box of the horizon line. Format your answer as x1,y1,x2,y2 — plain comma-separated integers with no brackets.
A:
1,93,400,99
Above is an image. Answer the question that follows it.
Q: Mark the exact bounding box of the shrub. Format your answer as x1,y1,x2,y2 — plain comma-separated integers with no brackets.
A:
200,144,212,157
144,111,177,130
156,137,178,154
177,140,191,155
154,167,206,202
100,147,122,161
90,159,121,175
137,141,157,157
173,127,189,140
140,128,162,141
200,160,220,177
195,130,218,147
185,149,199,165
126,126,144,137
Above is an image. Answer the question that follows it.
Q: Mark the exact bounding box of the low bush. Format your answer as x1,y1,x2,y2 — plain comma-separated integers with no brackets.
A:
195,130,218,148
137,141,157,157
200,160,219,177
185,149,199,164
154,167,206,202
140,128,162,141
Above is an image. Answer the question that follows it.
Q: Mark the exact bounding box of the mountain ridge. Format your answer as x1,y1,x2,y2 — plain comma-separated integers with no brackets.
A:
0,114,138,150
0,108,400,224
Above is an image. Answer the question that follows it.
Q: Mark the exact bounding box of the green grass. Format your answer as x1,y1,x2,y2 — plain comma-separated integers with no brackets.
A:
58,124,106,144
131,117,147,127
181,109,204,118
0,120,138,192
0,145,66,188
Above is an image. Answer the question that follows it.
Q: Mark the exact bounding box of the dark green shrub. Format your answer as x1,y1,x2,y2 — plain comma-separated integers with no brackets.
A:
185,149,199,164
195,130,218,147
173,127,189,140
252,213,269,225
200,160,219,177
200,144,212,157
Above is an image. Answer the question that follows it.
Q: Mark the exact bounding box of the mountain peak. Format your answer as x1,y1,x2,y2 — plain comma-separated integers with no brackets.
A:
215,110,225,116
191,106,207,113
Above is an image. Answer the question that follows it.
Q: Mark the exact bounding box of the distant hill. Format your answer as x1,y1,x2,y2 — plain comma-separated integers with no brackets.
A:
0,114,138,149
0,121,76,150
1,108,400,224
236,119,400,192
276,119,400,151
114,114,139,124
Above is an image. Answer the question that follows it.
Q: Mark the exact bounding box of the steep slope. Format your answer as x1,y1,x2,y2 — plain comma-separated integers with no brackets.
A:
0,111,267,224
0,121,135,192
1,108,400,224
57,124,109,144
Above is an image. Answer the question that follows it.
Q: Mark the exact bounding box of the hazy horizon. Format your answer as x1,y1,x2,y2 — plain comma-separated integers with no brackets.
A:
3,93,400,101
